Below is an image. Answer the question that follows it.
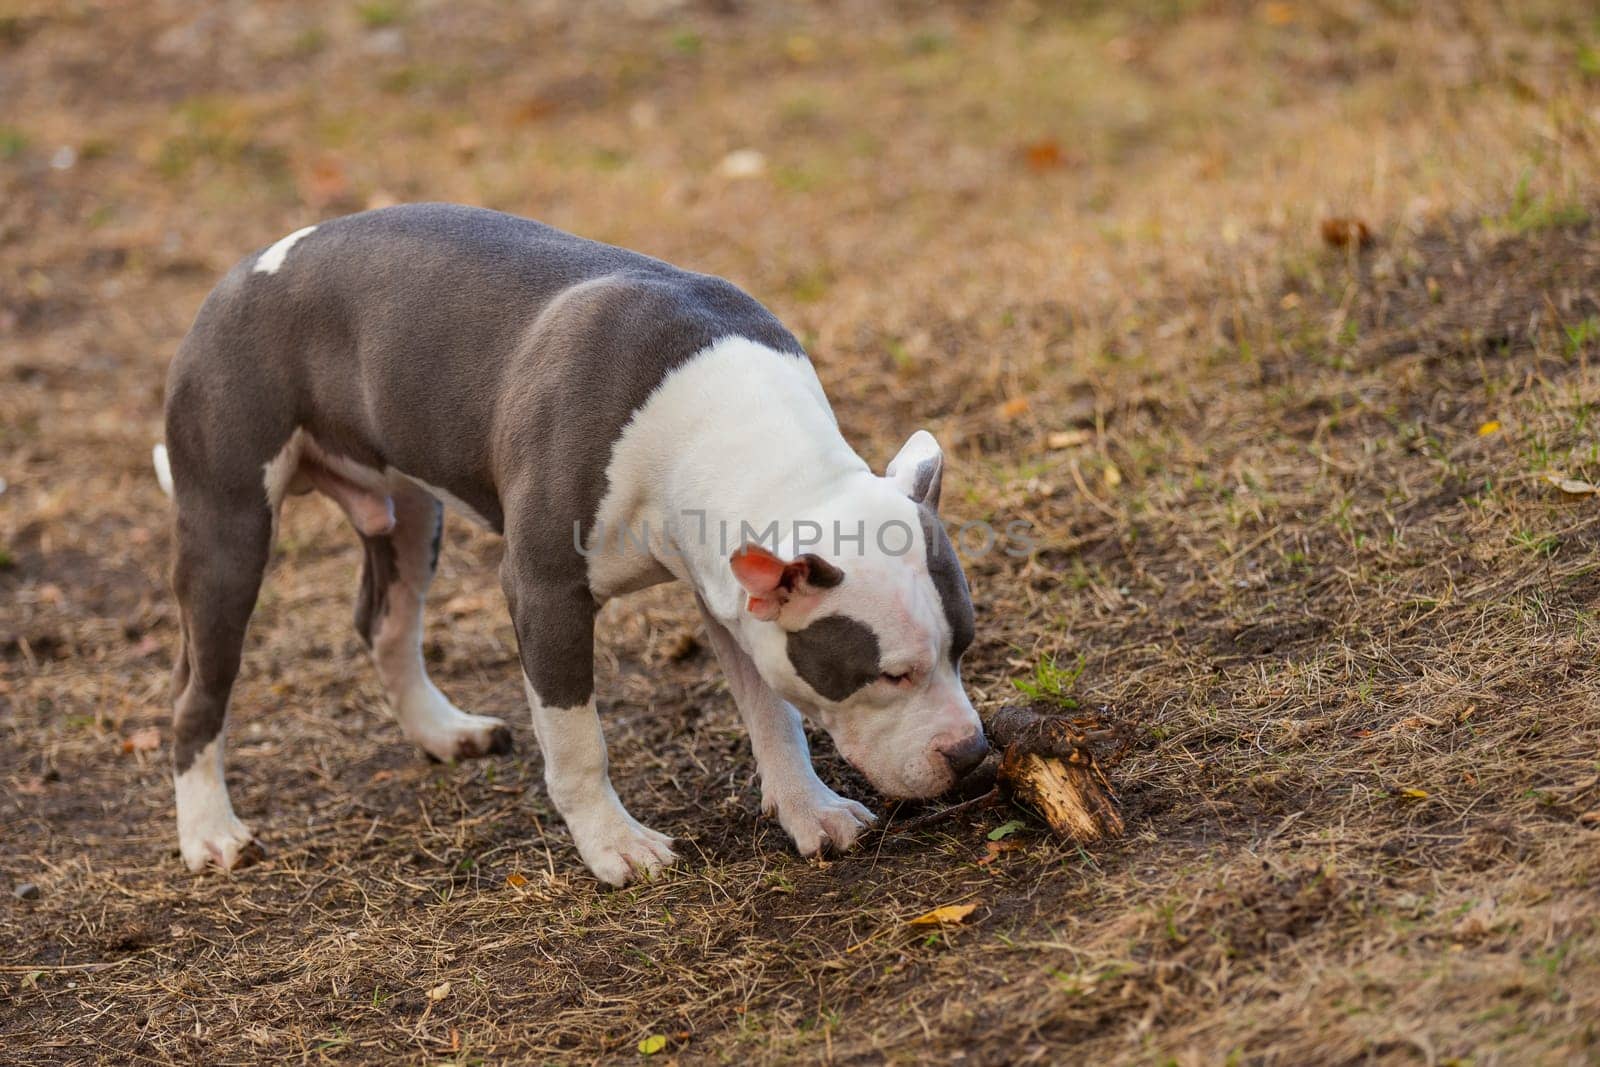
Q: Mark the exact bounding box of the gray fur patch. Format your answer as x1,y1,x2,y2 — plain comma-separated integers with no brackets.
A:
919,507,974,665
427,502,443,572
167,203,807,712
910,458,942,510
787,614,881,702
354,534,398,648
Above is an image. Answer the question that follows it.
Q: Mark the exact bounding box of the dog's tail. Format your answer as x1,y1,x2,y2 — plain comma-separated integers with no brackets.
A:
152,443,174,498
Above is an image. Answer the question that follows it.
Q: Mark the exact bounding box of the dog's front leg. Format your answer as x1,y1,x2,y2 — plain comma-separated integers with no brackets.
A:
698,600,876,855
522,681,676,886
502,546,675,886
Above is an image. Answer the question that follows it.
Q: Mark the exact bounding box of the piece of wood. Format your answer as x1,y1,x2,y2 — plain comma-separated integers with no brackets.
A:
987,703,1124,842
885,703,1124,842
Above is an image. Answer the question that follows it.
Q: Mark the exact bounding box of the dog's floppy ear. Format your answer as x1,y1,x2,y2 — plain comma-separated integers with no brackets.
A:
729,543,844,621
886,429,943,511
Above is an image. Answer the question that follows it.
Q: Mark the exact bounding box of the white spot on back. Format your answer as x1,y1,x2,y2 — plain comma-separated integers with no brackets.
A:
253,224,318,275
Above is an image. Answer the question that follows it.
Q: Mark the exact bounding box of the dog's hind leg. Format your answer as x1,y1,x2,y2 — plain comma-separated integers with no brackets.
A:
169,481,273,872
355,483,512,763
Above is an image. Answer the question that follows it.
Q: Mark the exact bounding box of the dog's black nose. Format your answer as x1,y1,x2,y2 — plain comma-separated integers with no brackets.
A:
940,731,990,777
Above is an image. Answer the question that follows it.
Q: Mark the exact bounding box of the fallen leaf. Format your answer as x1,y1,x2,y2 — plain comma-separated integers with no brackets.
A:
1102,463,1123,489
1396,787,1429,799
1545,473,1599,495
1579,809,1599,826
638,1034,668,1055
977,840,1022,867
299,156,349,208
427,982,451,1001
506,872,528,888
122,726,160,754
987,820,1026,841
1021,138,1067,172
1259,2,1296,25
514,96,559,123
1046,429,1092,450
1320,216,1373,249
1477,420,1501,436
908,902,978,926
999,397,1031,420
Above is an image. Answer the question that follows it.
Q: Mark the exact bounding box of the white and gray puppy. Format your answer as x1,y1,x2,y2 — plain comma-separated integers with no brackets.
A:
155,204,986,886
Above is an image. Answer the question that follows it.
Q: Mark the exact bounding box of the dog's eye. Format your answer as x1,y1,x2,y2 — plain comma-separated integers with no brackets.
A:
879,671,914,687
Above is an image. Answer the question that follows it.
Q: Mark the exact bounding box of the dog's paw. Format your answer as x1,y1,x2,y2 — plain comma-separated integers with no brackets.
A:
179,815,261,873
767,785,877,857
444,716,514,761
405,702,513,764
570,810,677,887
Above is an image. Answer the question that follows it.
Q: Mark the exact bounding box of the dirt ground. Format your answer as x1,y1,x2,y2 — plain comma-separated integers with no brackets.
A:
4,1,1600,1063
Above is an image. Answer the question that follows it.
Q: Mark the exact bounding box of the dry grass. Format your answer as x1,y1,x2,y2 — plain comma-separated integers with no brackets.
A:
4,1,1600,1063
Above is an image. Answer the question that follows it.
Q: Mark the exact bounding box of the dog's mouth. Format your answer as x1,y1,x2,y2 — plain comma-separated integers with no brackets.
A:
851,761,956,803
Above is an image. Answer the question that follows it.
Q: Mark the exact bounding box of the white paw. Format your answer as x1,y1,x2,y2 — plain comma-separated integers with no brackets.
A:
766,785,877,857
179,813,259,872
569,809,677,887
400,690,513,762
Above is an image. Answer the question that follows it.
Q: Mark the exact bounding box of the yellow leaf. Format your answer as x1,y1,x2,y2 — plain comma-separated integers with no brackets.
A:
1102,463,1123,489
638,1034,668,1055
1477,421,1501,436
427,982,451,1001
1259,2,1296,25
908,902,978,926
1397,787,1429,799
506,872,528,888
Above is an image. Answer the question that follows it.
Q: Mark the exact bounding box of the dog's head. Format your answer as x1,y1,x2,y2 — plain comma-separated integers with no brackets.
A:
730,431,986,798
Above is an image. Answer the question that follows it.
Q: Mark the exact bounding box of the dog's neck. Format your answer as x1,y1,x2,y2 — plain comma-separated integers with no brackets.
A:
599,337,873,622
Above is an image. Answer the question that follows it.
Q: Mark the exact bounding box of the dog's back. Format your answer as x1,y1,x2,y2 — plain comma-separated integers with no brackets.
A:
163,203,801,529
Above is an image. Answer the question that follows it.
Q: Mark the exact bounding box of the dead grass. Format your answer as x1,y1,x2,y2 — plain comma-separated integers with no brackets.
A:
3,1,1600,1063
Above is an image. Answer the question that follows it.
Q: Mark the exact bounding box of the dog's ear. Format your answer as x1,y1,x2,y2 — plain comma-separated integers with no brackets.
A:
886,429,943,511
729,544,844,621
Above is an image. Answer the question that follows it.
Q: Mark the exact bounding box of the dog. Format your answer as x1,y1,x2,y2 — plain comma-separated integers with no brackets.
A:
154,203,986,886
